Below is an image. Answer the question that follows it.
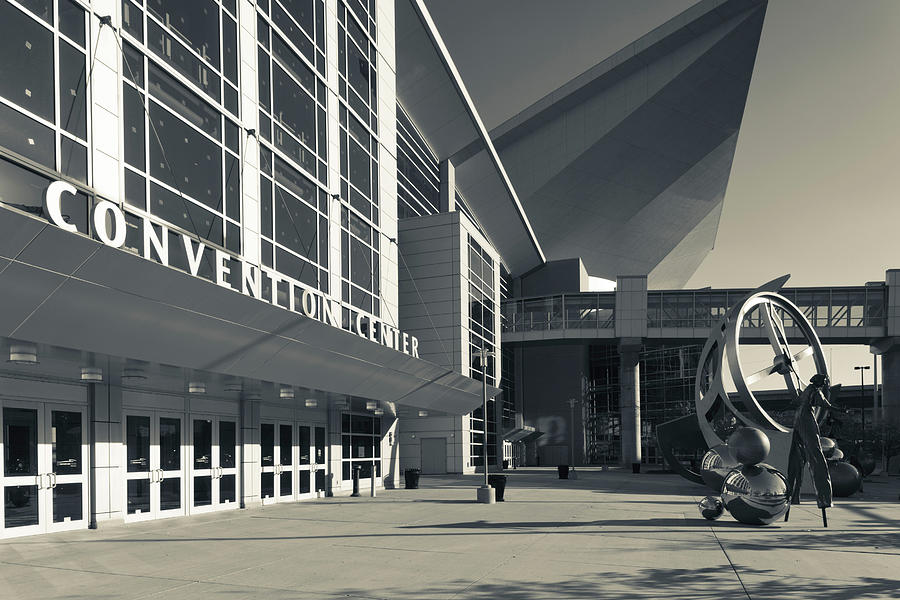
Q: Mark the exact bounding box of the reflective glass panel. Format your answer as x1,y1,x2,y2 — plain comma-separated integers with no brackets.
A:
0,2,54,120
4,485,38,528
261,472,274,498
159,417,180,471
279,471,292,496
126,416,150,472
279,424,292,465
59,40,87,139
219,421,236,468
52,411,81,475
4,408,38,477
193,419,212,469
193,475,211,506
299,426,310,464
52,482,82,522
159,478,180,510
299,470,309,494
220,474,236,503
127,479,150,514
260,423,274,466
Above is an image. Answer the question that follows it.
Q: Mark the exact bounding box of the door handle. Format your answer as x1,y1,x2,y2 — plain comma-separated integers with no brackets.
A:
50,473,57,489
158,469,165,483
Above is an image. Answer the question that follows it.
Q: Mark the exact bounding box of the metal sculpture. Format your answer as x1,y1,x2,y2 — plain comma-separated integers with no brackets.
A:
659,275,844,526
784,374,834,524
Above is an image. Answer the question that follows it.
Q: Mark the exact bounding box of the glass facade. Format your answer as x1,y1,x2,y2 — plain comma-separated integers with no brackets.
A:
468,235,497,467
0,0,89,183
396,102,439,219
338,0,380,316
256,0,330,293
586,344,705,465
120,0,243,254
341,412,381,480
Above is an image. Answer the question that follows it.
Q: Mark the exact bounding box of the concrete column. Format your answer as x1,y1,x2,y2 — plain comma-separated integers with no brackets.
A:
90,359,123,527
439,160,456,213
240,398,260,508
882,345,900,426
619,344,641,466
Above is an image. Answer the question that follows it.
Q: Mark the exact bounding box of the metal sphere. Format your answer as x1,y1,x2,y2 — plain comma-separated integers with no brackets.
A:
727,427,771,466
721,463,789,525
819,437,836,458
830,462,861,497
827,448,844,462
699,495,725,520
857,452,877,477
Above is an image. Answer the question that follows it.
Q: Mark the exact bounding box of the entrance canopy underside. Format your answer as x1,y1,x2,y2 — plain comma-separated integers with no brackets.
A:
0,206,495,415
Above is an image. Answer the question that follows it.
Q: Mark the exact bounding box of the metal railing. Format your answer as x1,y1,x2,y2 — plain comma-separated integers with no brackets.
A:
501,285,887,335
501,293,615,333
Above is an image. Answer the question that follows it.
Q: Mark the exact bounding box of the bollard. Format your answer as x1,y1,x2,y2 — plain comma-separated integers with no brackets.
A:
351,464,361,497
370,460,376,497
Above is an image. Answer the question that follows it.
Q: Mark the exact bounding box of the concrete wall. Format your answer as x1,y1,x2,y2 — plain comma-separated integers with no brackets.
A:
520,258,589,297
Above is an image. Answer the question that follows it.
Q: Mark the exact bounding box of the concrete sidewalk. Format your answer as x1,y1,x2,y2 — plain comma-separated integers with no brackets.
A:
1,468,898,599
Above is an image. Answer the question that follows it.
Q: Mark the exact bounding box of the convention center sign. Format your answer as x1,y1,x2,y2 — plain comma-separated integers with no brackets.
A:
41,180,421,358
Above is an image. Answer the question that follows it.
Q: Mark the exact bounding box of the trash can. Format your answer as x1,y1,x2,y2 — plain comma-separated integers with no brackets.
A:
502,459,509,470
558,465,569,479
632,462,641,474
404,468,420,489
488,474,508,501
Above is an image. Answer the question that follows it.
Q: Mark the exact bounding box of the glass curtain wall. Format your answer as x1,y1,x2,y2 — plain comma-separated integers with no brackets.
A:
468,235,497,468
396,102,439,219
256,0,330,295
586,344,705,465
0,0,89,183
340,412,381,479
338,0,380,318
120,0,242,254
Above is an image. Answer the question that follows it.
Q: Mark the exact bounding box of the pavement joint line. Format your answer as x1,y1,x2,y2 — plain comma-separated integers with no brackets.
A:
708,524,753,600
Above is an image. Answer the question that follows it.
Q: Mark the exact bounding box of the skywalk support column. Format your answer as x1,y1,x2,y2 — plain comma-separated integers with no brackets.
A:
872,270,900,427
615,276,647,468
619,344,642,467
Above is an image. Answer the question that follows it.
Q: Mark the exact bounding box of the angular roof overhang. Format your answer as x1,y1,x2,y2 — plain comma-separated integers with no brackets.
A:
394,0,545,275
0,206,497,415
451,0,767,288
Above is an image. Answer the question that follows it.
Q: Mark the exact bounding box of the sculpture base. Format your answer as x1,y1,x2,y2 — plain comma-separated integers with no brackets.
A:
476,486,495,504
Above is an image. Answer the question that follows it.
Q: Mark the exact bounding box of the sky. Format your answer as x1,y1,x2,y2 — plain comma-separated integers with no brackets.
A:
425,0,895,386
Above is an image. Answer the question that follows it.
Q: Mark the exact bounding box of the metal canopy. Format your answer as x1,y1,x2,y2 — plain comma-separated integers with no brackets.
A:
394,0,545,275
0,206,497,415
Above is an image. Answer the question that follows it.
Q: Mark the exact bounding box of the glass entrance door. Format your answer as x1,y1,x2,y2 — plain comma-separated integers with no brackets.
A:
1,402,88,539
260,421,294,504
314,426,326,495
124,412,185,522
190,416,238,513
297,425,313,499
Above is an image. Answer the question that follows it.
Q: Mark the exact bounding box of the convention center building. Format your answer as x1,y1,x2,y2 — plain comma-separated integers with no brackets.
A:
0,0,782,538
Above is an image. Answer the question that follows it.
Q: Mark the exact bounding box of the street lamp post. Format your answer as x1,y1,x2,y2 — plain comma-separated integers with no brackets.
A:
474,345,495,504
854,365,870,446
568,398,578,479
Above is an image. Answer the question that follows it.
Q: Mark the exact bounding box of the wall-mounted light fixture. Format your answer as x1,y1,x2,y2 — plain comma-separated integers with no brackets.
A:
366,400,377,410
373,408,384,416
188,381,206,394
80,367,103,382
8,344,38,365
418,410,429,417
121,367,147,380
280,385,294,400
224,379,243,393
305,398,318,408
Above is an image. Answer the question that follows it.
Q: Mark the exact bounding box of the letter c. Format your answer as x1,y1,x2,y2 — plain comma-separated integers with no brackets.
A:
43,181,78,233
